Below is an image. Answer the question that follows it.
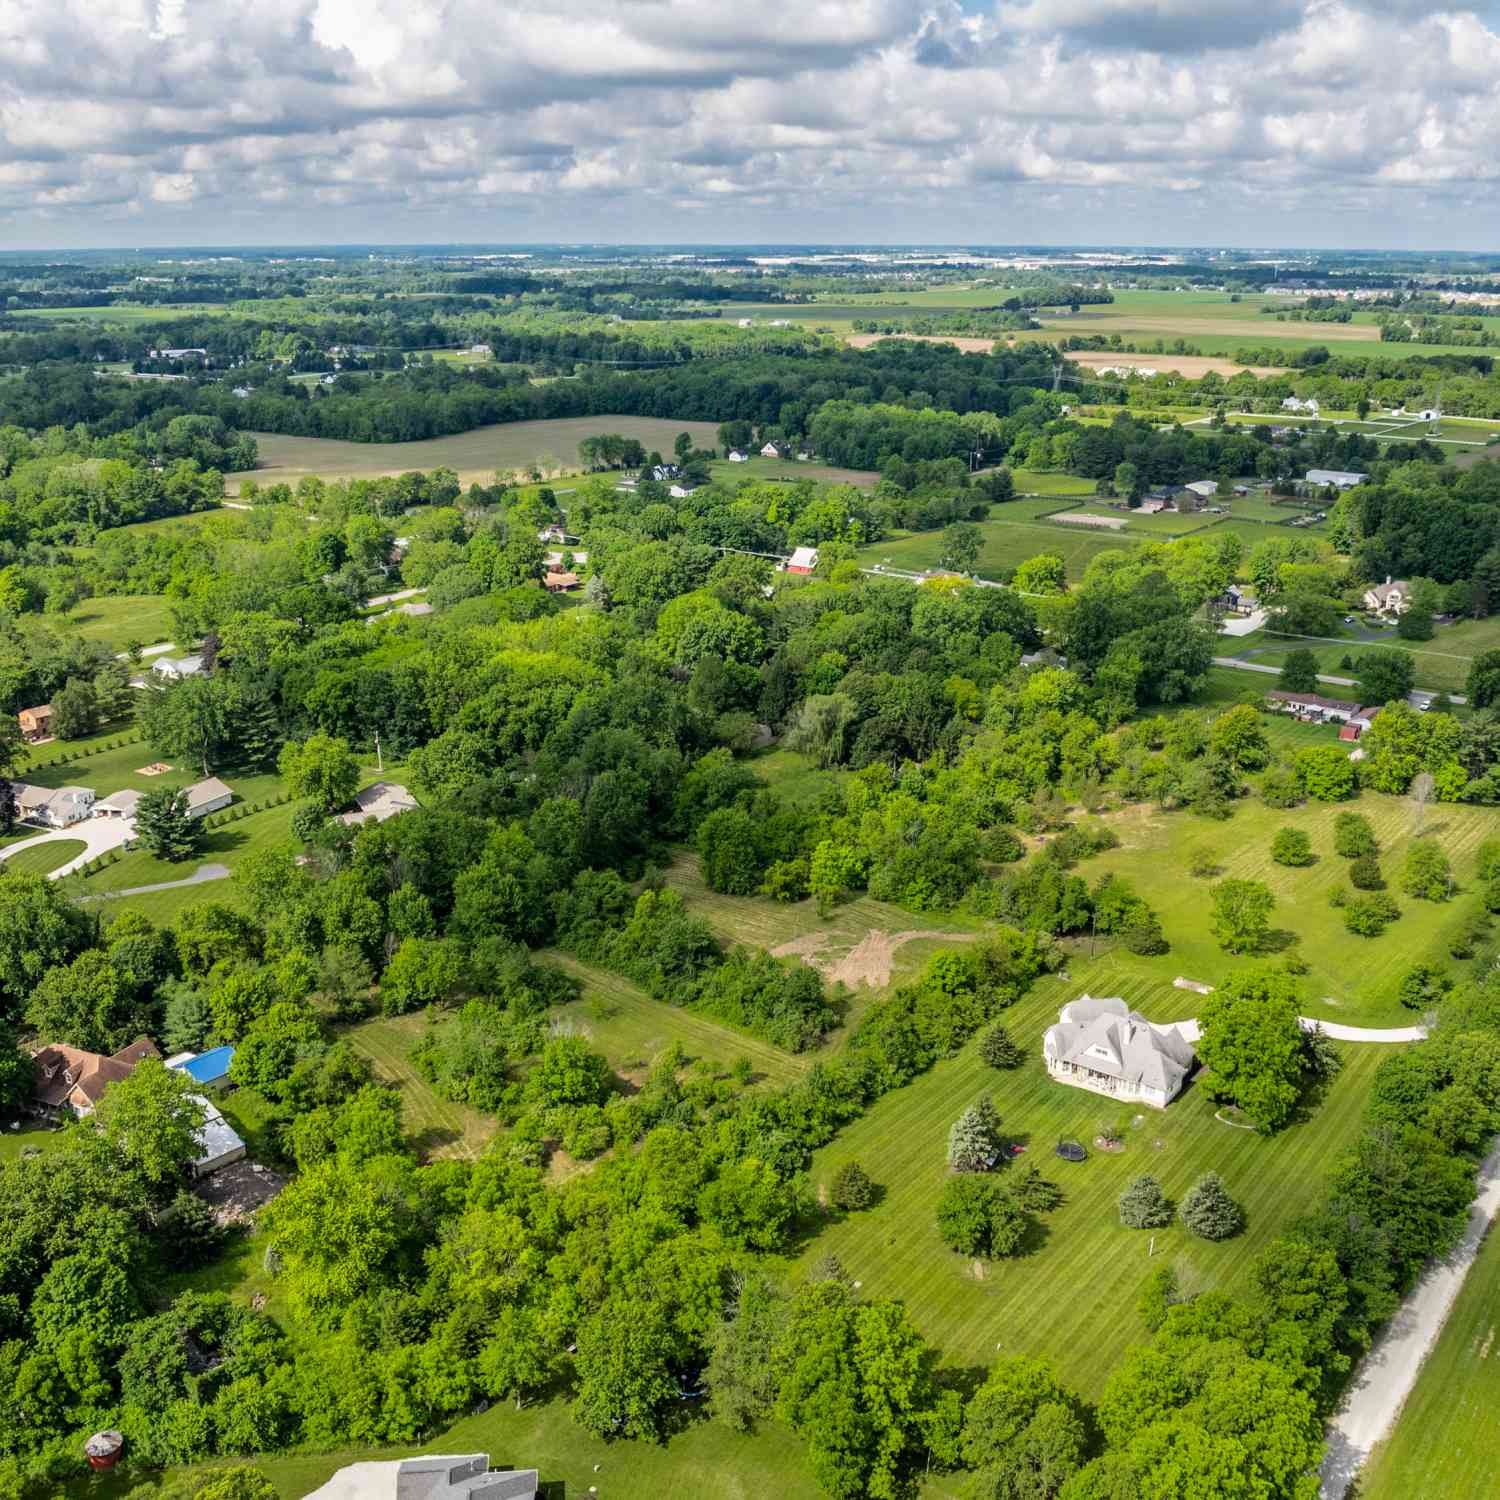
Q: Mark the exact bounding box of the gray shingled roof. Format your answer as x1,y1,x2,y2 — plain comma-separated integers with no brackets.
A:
1044,996,1195,1095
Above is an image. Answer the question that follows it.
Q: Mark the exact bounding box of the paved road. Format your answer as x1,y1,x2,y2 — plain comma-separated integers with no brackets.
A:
366,586,426,608
0,818,133,878
1211,657,1466,707
113,640,175,662
85,862,231,899
1320,1136,1500,1498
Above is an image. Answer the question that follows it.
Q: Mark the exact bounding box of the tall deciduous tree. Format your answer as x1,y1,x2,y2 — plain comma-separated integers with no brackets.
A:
278,733,360,813
1196,964,1305,1131
1209,879,1275,954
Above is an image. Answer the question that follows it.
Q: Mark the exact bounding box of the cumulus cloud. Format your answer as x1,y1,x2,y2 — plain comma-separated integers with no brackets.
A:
0,0,1499,244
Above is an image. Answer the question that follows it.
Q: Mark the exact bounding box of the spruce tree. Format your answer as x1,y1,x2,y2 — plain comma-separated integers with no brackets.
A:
1118,1174,1173,1229
948,1095,1001,1172
1179,1172,1244,1240
979,1024,1024,1070
828,1161,875,1211
235,689,284,771
134,787,202,862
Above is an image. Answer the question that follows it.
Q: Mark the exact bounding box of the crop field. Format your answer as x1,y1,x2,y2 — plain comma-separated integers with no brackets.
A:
1359,1216,1500,1499
63,594,176,651
1065,350,1286,377
857,513,1139,581
6,303,230,322
342,1013,499,1161
226,416,725,491
792,969,1387,1397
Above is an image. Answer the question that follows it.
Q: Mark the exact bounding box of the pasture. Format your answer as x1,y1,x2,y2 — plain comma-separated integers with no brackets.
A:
857,512,1139,581
226,416,725,491
63,594,176,651
708,454,880,488
793,969,1386,1397
1359,1217,1500,1499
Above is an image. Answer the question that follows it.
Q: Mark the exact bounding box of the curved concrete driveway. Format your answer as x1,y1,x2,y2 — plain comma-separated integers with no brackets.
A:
0,818,133,878
1174,1016,1425,1045
85,862,231,899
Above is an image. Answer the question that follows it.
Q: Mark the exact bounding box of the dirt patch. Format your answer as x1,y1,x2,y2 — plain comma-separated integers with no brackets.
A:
771,927,979,989
194,1159,285,1225
136,762,173,776
972,1259,986,1280
1065,350,1287,377
1051,511,1129,530
847,332,1002,355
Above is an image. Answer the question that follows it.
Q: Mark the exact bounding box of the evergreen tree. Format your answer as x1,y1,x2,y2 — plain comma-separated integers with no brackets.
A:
979,1024,1024,1070
135,787,203,862
1179,1172,1244,1240
828,1161,875,1211
948,1095,1002,1172
1278,649,1319,693
234,687,284,771
1118,1174,1173,1229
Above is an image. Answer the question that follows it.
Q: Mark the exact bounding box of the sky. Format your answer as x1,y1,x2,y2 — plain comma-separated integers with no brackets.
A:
6,0,1500,251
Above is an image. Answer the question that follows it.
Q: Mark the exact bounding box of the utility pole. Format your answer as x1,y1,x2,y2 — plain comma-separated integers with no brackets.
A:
374,730,384,773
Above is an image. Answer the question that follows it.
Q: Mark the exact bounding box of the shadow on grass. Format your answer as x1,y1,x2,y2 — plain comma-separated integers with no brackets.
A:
412,1124,463,1157
1258,927,1301,954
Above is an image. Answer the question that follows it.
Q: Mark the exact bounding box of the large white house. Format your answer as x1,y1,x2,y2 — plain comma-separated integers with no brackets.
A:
1043,996,1197,1108
303,1454,537,1500
13,783,95,828
1363,575,1412,618
151,653,206,682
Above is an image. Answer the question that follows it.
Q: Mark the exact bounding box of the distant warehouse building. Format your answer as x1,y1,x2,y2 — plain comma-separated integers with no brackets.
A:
1305,468,1368,489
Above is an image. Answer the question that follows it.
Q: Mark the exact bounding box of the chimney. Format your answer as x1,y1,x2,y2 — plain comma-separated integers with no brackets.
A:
1385,574,1392,586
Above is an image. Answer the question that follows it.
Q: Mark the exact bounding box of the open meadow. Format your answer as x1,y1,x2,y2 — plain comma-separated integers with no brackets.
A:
226,416,725,491
858,509,1136,581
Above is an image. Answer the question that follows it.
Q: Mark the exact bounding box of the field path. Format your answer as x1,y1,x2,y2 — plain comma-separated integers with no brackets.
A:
1320,1137,1500,1498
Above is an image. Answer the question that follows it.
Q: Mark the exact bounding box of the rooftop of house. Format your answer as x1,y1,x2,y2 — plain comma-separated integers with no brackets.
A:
1044,996,1195,1096
32,1037,161,1112
339,782,419,826
190,1094,245,1166
184,776,233,810
302,1454,538,1500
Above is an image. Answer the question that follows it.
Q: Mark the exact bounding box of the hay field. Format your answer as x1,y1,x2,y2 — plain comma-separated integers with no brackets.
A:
1066,350,1286,378
225,416,725,491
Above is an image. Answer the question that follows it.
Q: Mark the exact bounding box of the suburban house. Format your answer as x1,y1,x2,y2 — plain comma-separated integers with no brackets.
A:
543,570,580,593
303,1453,538,1500
1020,648,1070,669
183,777,234,818
727,449,750,463
468,343,492,356
94,789,142,820
338,781,419,827
1183,479,1220,500
189,1096,247,1177
668,482,700,498
648,464,680,482
785,546,819,574
31,1037,162,1118
168,1045,236,1091
1282,396,1320,414
1217,583,1256,615
148,347,207,362
1363,575,1412,618
1043,997,1197,1108
151,653,207,682
1305,468,1368,490
13,783,95,828
760,441,790,459
17,705,51,741
536,524,570,544
1266,690,1381,732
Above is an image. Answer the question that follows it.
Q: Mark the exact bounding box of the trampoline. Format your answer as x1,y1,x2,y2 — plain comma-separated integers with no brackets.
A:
1055,1139,1088,1162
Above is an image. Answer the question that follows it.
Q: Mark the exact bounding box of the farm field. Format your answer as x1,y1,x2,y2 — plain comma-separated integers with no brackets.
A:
6,303,230,322
857,512,1139,581
1065,350,1286,377
792,966,1386,1397
1040,503,1215,537
225,416,725,491
1007,468,1099,496
1359,1215,1500,1499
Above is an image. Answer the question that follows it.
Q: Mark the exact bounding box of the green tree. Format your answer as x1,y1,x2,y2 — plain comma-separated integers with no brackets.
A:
25,948,152,1053
134,786,202,862
572,1296,681,1441
50,675,99,741
142,676,227,776
1344,890,1401,935
1333,812,1377,858
948,1095,1002,1172
1277,648,1320,693
706,1272,787,1432
525,1036,611,1109
829,1161,875,1211
696,806,764,896
1178,1171,1244,1240
230,1001,322,1099
1118,1174,1173,1229
940,522,983,574
1209,879,1275,954
0,873,90,1013
1402,841,1452,901
1357,647,1416,706
1196,964,1305,1131
961,1355,1087,1500
1208,705,1269,770
979,1024,1024,1070
1466,650,1500,710
1012,554,1066,595
380,937,463,1014
278,733,360,813
96,1059,206,1197
1295,743,1356,801
936,1176,1029,1258
1270,827,1314,866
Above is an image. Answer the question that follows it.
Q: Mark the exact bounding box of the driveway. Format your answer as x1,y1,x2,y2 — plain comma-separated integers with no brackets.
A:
1320,1137,1500,1498
1174,1016,1425,1045
0,816,134,878
86,862,230,899
1210,657,1467,707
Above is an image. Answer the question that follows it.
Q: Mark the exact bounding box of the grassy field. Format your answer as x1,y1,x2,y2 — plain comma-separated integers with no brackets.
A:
3,839,86,876
1359,1216,1500,1498
859,512,1140,581
1218,625,1476,697
1007,468,1099,497
341,1013,499,1161
708,455,880,488
7,304,229,322
791,964,1386,1398
227,416,724,491
63,594,176,651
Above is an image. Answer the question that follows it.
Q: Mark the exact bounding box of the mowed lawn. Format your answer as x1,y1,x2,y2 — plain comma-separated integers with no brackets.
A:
1220,630,1474,697
3,839,86,875
858,513,1140,581
1359,1218,1500,1499
63,594,176,651
792,966,1387,1399
226,416,724,491
1079,793,1500,1025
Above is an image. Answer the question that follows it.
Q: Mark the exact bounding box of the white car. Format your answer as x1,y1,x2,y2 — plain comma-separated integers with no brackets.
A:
1343,616,1355,624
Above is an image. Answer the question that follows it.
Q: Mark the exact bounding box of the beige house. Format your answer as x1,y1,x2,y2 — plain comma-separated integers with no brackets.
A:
338,782,419,827
1363,576,1412,618
1043,996,1196,1109
183,777,234,818
13,783,95,828
17,706,51,741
